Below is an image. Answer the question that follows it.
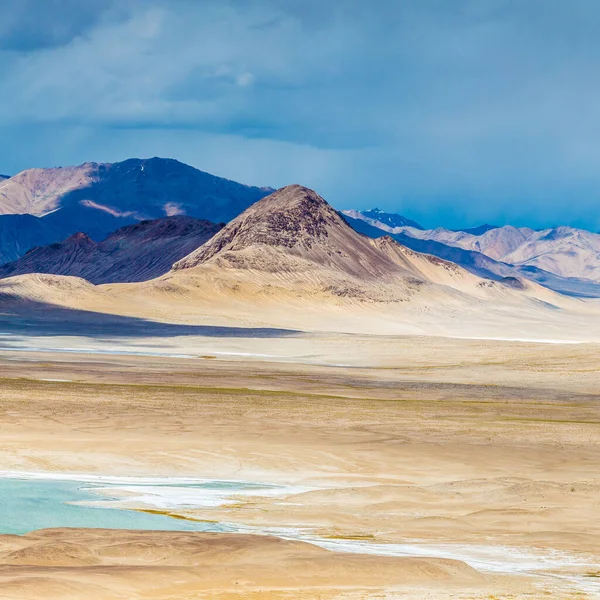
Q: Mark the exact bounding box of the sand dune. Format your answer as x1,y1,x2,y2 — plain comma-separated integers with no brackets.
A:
0,529,483,600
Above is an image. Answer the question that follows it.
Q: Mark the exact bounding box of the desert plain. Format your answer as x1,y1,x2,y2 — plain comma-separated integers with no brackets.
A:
0,328,598,599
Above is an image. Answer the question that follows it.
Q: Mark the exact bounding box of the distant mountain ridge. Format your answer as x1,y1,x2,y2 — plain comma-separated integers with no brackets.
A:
0,157,273,241
399,224,535,261
342,214,600,298
456,224,498,236
346,209,600,291
501,226,600,282
343,208,424,231
0,216,223,284
363,208,423,229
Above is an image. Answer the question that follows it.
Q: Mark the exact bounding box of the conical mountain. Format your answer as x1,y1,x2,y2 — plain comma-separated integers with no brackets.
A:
167,184,544,306
173,185,416,281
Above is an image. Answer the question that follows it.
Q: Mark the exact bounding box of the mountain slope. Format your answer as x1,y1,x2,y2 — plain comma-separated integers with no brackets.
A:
0,216,222,284
171,185,549,306
0,214,64,264
343,214,600,297
471,225,536,259
368,235,495,293
0,158,273,240
174,185,419,281
503,226,600,282
343,209,423,231
390,225,535,261
0,164,96,215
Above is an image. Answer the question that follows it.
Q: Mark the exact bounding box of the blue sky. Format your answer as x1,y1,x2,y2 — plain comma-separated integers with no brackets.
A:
1,0,600,230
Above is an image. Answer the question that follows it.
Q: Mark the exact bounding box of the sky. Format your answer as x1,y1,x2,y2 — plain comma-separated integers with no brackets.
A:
1,0,600,230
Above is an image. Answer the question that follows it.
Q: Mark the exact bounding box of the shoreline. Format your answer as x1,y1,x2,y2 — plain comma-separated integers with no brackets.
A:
0,471,597,596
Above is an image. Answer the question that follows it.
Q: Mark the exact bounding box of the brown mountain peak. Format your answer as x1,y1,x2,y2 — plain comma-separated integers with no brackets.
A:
172,184,352,271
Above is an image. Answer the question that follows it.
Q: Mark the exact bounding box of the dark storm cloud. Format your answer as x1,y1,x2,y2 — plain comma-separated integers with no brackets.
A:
0,0,114,51
2,0,600,229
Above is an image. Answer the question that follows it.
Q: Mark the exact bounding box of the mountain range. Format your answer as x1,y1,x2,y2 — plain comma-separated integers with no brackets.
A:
0,157,272,260
4,181,596,343
343,208,424,231
345,210,600,297
0,217,222,284
0,171,600,341
2,157,600,305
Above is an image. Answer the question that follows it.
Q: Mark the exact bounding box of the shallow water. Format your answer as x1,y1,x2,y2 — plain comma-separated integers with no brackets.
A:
0,477,265,535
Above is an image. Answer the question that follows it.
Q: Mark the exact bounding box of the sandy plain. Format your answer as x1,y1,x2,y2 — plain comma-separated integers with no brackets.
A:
0,333,598,599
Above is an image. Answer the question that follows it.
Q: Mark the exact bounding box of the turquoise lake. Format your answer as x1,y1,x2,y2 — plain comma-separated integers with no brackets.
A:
0,478,239,535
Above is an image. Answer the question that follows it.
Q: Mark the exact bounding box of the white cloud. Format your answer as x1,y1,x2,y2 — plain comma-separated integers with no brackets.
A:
236,72,255,87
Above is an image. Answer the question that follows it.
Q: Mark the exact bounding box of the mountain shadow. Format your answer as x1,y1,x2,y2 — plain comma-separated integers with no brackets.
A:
0,296,300,340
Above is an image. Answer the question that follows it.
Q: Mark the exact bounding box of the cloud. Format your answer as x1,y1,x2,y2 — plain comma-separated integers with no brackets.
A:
0,0,114,51
2,0,600,230
236,72,255,87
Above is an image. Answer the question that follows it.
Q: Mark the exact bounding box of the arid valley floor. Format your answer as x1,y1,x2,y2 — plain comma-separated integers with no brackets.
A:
0,331,599,599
